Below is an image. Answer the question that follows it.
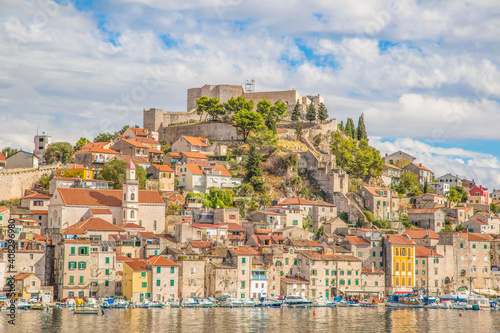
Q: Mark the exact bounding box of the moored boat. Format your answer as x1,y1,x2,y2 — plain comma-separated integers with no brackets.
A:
73,307,100,315
283,296,313,308
385,294,423,308
260,297,282,307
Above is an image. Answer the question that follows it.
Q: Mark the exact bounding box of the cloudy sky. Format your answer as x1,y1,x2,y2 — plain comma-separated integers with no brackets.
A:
1,0,499,188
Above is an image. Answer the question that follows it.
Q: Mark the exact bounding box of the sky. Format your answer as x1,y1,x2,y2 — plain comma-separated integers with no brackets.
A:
1,0,500,188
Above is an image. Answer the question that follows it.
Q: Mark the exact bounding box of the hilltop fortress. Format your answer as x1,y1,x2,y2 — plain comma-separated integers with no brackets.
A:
144,84,326,142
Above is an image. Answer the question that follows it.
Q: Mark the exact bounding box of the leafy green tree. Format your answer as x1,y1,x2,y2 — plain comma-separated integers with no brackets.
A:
338,120,344,132
270,100,288,119
302,216,313,231
245,145,264,191
223,96,254,119
202,187,234,208
93,132,114,142
345,118,355,139
196,96,224,121
98,159,146,189
338,212,349,222
490,203,499,213
363,211,374,222
232,109,264,141
247,129,278,148
1,147,15,158
256,99,272,116
75,137,90,150
44,142,74,164
372,219,390,229
291,99,301,121
166,204,180,216
317,103,328,122
394,171,420,196
40,175,51,190
356,113,367,141
305,103,316,123
265,116,277,134
295,124,304,139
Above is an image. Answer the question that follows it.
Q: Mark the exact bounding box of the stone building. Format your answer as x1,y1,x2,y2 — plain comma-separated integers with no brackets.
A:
357,186,400,221
146,255,179,302
179,259,205,298
407,208,445,231
6,150,39,169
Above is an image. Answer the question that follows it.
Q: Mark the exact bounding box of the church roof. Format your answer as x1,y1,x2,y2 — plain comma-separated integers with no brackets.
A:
56,188,165,206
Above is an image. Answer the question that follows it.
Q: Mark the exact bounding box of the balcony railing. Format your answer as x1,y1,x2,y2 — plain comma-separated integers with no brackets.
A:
251,275,268,280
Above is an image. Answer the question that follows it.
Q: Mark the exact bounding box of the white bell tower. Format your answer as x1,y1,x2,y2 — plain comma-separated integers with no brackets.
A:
122,161,139,225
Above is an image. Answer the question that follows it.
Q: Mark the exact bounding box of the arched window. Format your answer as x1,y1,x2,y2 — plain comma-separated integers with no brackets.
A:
460,269,466,277
153,220,157,230
131,193,135,201
130,211,134,218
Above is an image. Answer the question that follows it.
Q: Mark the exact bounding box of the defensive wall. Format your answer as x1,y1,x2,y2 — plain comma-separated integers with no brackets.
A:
0,164,59,201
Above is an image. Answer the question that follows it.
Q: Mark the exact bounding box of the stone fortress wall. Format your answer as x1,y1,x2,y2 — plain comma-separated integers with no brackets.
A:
0,165,59,201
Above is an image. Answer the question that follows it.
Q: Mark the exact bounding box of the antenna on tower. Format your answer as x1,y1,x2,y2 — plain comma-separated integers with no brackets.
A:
36,124,39,136
245,79,255,93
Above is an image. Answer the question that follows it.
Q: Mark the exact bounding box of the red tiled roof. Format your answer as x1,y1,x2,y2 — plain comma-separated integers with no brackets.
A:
33,233,46,241
140,232,157,238
60,239,91,244
181,152,208,159
408,208,441,214
361,267,384,274
30,210,48,215
386,234,415,245
0,152,6,160
185,164,203,175
135,137,159,145
345,236,370,245
14,273,36,280
457,232,491,241
181,136,210,147
409,162,432,172
81,142,110,150
281,276,310,284
221,223,245,231
149,148,164,154
121,138,150,148
415,245,442,257
231,247,261,255
77,146,118,154
146,255,179,266
116,255,133,262
403,229,439,239
66,217,125,232
362,186,394,197
210,165,231,177
91,208,112,214
312,200,336,207
57,188,165,206
124,259,148,271
128,128,150,137
152,164,174,172
191,223,224,228
279,197,315,206
167,152,181,157
189,240,213,248
469,218,487,225
20,191,51,200
121,222,145,229
0,207,10,213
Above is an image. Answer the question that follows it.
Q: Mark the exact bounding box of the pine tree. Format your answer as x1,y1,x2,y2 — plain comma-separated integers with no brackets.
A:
291,99,301,121
345,118,355,139
356,113,368,141
338,120,344,132
265,115,277,134
305,103,316,123
317,103,328,122
245,146,264,191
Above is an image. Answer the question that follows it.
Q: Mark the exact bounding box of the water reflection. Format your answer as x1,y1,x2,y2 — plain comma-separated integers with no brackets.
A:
1,306,499,333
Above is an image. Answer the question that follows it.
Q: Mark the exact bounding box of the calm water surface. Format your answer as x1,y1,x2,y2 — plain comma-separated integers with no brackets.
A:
2,306,499,333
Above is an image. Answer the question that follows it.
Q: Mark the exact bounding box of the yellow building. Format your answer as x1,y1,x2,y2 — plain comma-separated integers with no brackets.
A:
56,164,94,179
384,234,416,295
13,273,42,300
122,259,151,302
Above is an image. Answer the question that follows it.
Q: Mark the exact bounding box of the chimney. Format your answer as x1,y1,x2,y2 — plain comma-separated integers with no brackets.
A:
419,163,422,167
426,230,429,238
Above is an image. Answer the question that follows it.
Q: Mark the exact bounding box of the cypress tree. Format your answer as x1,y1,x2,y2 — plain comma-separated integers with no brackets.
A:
338,120,344,132
305,103,316,123
265,115,277,134
345,118,355,139
317,103,328,122
356,113,368,141
291,99,301,121
245,146,262,181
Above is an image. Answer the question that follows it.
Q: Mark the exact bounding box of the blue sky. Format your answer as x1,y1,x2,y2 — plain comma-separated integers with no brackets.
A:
1,0,500,188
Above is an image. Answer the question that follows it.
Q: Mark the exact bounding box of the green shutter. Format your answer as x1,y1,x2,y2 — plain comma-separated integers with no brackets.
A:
170,267,175,273
70,247,75,255
242,257,246,263
141,271,146,277
105,257,110,264
142,282,147,288
170,280,174,286
70,276,74,284
157,280,161,286
80,276,84,284
105,280,109,286
105,269,109,275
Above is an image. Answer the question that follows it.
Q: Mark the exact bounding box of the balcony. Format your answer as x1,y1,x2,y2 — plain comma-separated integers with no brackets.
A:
251,275,268,280
228,235,245,239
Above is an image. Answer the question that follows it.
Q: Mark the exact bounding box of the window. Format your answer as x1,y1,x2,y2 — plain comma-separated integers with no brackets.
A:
156,267,161,274
422,270,426,275
157,280,161,287
170,267,175,274
472,244,476,249
347,271,352,275
78,262,86,269
484,244,488,249
373,251,376,257
78,247,88,255
105,280,109,287
130,211,134,218
415,260,418,265
69,276,74,284
325,269,329,276
241,281,245,288
326,279,329,286
68,261,77,270
170,280,175,286
415,269,419,274
68,292,74,297
355,280,359,286
242,257,246,264
105,269,109,275
347,280,351,285
105,257,110,264
380,251,383,257
153,221,157,230
142,282,147,288
70,247,76,255
294,259,297,265
242,270,245,275
285,259,289,265
293,220,298,226
422,260,426,265
79,276,84,284
141,272,146,277
460,243,463,248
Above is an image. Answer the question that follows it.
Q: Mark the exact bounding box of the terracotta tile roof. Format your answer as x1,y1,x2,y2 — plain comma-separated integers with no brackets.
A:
121,222,145,229
129,128,150,137
191,223,224,228
408,208,441,214
124,259,148,271
415,245,442,257
181,136,210,147
403,229,439,239
146,255,179,266
0,152,6,160
116,255,133,262
149,148,164,154
116,155,150,165
81,142,111,150
152,164,174,172
57,188,165,206
180,152,208,159
90,208,112,214
33,233,46,241
14,273,35,280
30,210,48,215
185,164,203,175
78,146,118,154
384,163,401,170
362,186,394,197
167,152,181,157
189,240,213,248
281,276,310,284
312,200,336,207
60,239,91,244
139,231,157,238
260,211,284,215
231,247,261,255
345,236,370,245
20,191,51,200
469,218,487,225
361,267,385,274
279,197,315,205
53,177,110,182
0,207,10,213
457,232,491,241
135,137,159,144
298,250,361,262
66,217,125,232
120,138,150,148
221,223,245,231
386,234,415,245
110,234,130,242
409,162,432,172
210,165,231,177
62,228,85,235
289,238,323,247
